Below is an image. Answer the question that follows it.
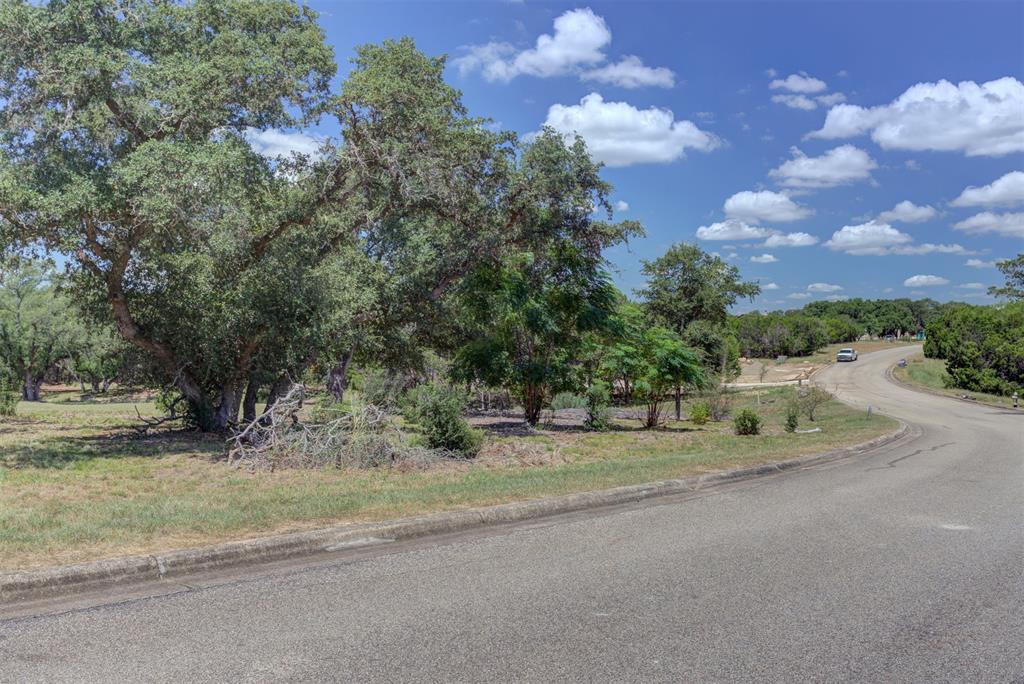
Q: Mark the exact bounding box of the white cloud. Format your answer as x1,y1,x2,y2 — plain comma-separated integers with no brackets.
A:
769,145,877,189
816,92,847,106
807,282,843,293
904,274,949,287
772,94,817,111
953,211,1024,237
904,159,921,170
950,171,1024,208
751,254,778,263
765,68,778,78
958,282,986,290
761,282,780,290
582,55,675,88
245,128,322,157
826,294,849,301
877,200,937,224
787,292,811,300
614,200,630,212
723,190,813,223
890,243,970,255
824,221,912,255
696,219,774,241
454,8,610,81
770,73,827,93
809,77,1024,157
763,232,819,247
772,92,846,111
966,258,997,268
540,93,720,167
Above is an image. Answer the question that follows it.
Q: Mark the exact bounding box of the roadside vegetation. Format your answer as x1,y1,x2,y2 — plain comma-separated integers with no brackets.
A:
894,355,1018,409
0,385,894,570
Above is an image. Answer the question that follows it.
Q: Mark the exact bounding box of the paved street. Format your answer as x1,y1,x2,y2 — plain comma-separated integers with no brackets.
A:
2,346,1022,682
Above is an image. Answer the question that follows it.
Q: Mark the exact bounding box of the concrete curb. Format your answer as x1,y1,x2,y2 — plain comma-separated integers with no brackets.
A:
0,421,909,605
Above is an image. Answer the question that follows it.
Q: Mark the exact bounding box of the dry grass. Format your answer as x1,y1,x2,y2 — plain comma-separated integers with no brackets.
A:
0,386,897,571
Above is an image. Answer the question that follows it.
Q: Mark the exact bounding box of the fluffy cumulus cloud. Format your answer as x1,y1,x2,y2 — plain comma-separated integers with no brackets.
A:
582,55,674,88
950,171,1024,208
696,219,774,241
455,9,673,89
807,282,843,293
540,93,720,167
810,77,1024,157
772,92,847,111
245,128,323,158
769,145,877,189
723,190,813,223
763,231,819,247
614,200,630,212
877,200,938,224
952,211,1024,237
966,259,997,268
761,282,780,290
454,8,609,81
788,292,811,300
824,221,912,255
904,275,949,287
750,254,778,263
770,73,827,93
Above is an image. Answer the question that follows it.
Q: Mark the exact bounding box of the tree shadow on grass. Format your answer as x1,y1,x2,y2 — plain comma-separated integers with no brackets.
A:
2,429,223,469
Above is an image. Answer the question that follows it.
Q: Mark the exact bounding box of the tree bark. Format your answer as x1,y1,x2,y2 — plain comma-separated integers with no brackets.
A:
523,384,543,426
674,386,682,421
213,383,242,431
327,349,353,402
242,376,259,424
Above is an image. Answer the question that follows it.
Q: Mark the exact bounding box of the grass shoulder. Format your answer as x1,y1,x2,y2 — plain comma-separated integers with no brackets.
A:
891,354,1016,409
0,386,896,572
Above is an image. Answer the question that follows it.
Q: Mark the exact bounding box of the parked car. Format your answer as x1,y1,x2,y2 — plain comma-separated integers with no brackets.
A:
836,348,858,362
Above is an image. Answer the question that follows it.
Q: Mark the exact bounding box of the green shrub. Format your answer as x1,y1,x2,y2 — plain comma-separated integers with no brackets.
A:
733,408,762,435
551,391,588,410
0,384,17,417
583,381,613,431
403,384,483,457
784,403,799,433
359,369,406,409
689,401,710,425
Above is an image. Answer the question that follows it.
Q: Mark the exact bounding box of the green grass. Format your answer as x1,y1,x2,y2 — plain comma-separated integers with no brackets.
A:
892,354,1017,409
0,386,897,571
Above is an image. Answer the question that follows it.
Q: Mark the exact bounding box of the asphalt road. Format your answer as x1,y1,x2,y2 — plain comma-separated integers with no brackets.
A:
2,346,1022,682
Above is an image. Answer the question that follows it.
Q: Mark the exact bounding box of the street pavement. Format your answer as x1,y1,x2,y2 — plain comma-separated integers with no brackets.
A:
2,345,1022,682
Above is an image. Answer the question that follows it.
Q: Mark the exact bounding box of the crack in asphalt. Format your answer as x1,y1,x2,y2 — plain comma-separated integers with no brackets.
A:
869,441,956,470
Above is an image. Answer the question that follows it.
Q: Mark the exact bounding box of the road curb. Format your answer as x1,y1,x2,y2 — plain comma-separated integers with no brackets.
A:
0,421,909,606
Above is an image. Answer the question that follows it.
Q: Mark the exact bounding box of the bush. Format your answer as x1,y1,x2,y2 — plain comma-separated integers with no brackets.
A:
689,401,710,425
796,386,831,421
359,368,407,409
733,408,762,435
584,381,613,431
704,387,732,421
551,391,588,410
403,384,483,457
0,384,17,417
784,403,799,433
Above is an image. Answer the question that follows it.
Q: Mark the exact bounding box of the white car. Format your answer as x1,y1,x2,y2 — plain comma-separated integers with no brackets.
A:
836,348,858,362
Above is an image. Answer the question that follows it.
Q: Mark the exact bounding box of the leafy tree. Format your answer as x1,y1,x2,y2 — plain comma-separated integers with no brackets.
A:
452,131,641,425
989,253,1024,300
601,327,705,428
925,302,1024,395
0,260,80,400
638,244,760,329
0,2,515,429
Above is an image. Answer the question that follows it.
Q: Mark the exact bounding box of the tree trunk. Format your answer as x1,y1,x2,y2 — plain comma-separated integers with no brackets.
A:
91,380,101,394
674,386,682,421
327,349,353,402
101,378,111,393
213,384,242,431
22,372,42,401
242,376,259,424
523,384,544,426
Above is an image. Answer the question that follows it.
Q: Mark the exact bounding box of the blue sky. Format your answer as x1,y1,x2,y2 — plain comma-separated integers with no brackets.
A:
272,1,1024,311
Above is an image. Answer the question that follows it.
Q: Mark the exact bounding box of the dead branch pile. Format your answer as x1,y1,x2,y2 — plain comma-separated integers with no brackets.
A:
226,386,454,472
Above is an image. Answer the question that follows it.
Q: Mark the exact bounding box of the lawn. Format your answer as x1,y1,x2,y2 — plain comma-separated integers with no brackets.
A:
0,386,897,571
892,354,1017,409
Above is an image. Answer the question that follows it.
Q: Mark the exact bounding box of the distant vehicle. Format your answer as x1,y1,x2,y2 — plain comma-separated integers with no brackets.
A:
836,348,858,362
